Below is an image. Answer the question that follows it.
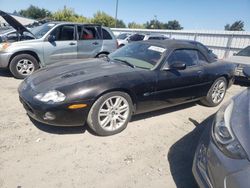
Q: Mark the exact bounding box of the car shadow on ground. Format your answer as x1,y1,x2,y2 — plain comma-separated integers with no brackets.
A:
0,68,12,77
234,79,250,87
131,102,196,122
29,103,197,135
29,117,91,135
167,115,213,188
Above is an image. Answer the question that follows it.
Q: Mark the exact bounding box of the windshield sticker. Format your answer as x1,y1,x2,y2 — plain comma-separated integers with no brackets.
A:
148,46,166,53
48,24,56,27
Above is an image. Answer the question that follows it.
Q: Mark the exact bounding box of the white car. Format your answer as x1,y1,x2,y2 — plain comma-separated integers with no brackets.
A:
117,33,168,48
224,46,250,79
116,33,132,47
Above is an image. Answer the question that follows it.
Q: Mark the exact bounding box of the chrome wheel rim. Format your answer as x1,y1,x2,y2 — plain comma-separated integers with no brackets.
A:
211,80,226,104
98,96,130,131
16,59,35,76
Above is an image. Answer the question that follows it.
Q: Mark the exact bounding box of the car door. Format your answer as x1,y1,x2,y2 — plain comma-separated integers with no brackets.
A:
43,24,77,65
77,25,102,58
154,49,206,107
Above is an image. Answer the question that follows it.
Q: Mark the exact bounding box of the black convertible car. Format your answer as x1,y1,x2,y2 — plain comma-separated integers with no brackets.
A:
18,40,235,136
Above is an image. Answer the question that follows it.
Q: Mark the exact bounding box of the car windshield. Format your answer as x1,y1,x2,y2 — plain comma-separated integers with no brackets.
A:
109,42,166,69
236,46,250,57
30,23,56,39
117,33,130,40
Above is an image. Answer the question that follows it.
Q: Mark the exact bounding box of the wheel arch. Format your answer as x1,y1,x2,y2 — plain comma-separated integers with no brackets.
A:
8,51,41,68
95,51,110,58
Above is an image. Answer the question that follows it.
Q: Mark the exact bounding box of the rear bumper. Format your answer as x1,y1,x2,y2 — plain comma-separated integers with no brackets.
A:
0,52,12,68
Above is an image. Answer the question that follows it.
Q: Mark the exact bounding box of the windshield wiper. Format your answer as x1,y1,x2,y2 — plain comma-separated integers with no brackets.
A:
113,58,135,68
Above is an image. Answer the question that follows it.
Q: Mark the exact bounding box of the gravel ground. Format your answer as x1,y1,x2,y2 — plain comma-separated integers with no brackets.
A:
0,69,247,188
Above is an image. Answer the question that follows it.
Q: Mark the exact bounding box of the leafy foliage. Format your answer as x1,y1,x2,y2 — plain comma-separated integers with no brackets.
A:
128,22,145,29
145,19,183,30
225,21,244,31
91,11,116,27
52,7,88,23
164,20,183,30
19,5,51,19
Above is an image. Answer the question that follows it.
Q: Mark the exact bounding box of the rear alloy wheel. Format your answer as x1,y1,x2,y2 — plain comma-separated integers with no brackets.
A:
9,54,39,79
201,77,227,107
87,92,133,136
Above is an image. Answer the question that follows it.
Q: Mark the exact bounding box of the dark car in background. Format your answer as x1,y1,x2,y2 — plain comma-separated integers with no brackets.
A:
193,67,250,188
18,40,235,136
224,46,250,80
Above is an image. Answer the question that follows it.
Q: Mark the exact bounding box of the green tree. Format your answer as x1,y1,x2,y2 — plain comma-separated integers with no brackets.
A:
19,5,51,19
52,6,88,23
116,19,126,28
145,19,165,29
91,11,116,27
128,22,145,29
225,21,244,31
164,20,183,30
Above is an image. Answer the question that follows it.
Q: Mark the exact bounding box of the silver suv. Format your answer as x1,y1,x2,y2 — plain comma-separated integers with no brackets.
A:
0,10,117,79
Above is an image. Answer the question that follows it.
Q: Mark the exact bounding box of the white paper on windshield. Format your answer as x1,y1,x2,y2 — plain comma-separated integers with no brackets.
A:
148,46,166,53
48,23,56,27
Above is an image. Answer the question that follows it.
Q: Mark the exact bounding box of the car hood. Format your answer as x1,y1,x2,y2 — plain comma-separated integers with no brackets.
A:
230,88,250,159
0,10,36,37
25,58,136,92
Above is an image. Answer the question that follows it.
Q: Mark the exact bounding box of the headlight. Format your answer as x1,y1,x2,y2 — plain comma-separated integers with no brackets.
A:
0,42,11,51
212,100,247,159
34,90,66,103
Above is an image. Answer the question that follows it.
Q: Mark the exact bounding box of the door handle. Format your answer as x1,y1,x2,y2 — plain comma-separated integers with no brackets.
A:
92,42,99,45
69,42,76,45
197,70,203,78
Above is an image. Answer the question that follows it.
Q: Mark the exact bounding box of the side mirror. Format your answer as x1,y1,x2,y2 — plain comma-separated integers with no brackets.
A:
243,67,250,78
169,62,187,70
48,35,56,42
162,61,186,71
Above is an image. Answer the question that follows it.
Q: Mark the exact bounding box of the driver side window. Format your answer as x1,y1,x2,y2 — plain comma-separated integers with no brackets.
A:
50,25,75,41
168,49,199,67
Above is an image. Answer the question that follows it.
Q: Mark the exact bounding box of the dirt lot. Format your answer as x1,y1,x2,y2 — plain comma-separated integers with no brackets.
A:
0,69,247,188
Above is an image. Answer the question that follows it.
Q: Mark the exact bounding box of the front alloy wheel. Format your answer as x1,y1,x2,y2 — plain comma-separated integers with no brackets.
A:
98,96,130,131
87,92,133,136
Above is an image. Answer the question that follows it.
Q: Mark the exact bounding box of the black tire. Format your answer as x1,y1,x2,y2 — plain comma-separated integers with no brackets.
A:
96,53,108,58
200,77,227,107
9,54,39,79
87,91,133,136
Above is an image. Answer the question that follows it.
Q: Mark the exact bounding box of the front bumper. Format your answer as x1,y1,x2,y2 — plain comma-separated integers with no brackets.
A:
18,83,93,127
0,51,12,68
192,117,250,188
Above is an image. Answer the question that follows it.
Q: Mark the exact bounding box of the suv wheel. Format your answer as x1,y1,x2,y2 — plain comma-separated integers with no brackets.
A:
9,54,39,79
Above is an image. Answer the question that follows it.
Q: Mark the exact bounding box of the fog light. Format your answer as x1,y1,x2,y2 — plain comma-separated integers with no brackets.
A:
43,112,55,120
